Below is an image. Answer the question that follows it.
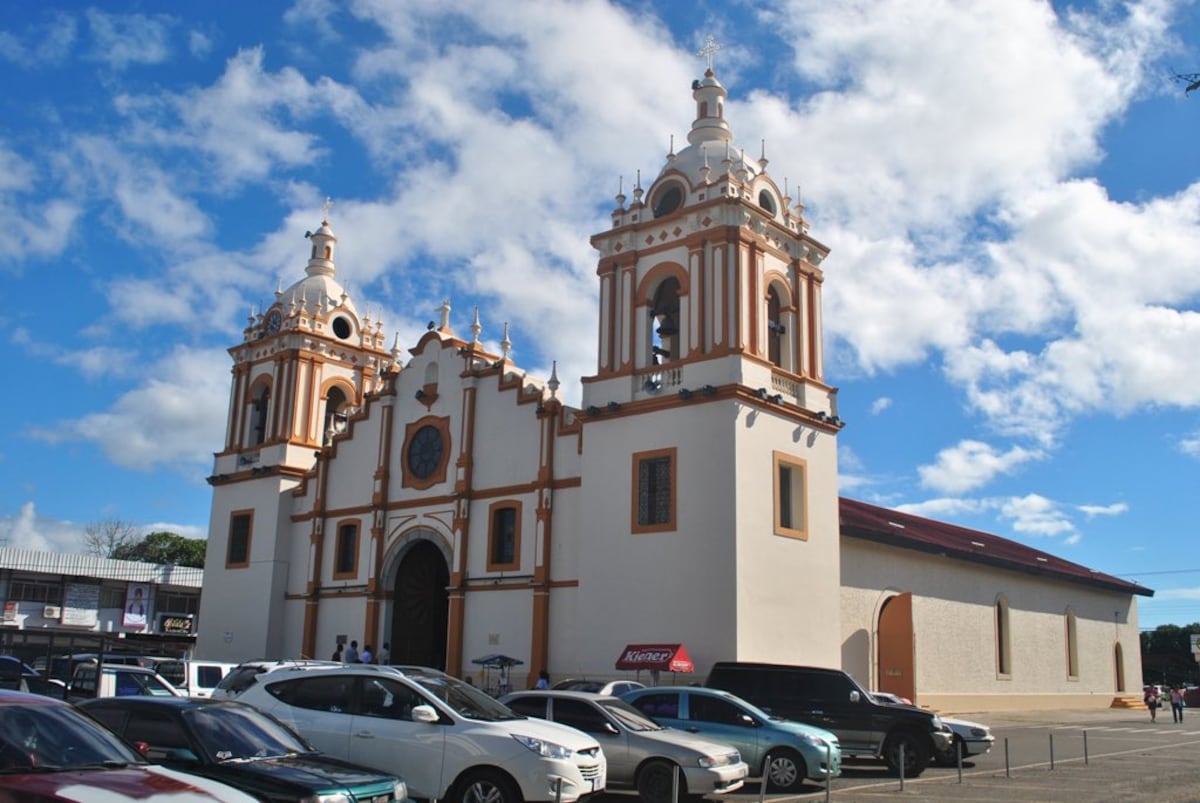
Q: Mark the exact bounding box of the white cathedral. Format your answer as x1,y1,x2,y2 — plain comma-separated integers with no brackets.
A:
198,66,1150,712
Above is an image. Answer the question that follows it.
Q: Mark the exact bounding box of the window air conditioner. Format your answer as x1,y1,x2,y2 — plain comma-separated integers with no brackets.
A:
43,606,61,619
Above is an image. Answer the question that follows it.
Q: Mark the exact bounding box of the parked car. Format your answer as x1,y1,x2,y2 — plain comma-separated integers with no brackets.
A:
500,689,748,803
622,685,841,791
210,659,340,700
33,652,155,684
236,663,607,803
79,696,408,802
553,678,647,696
871,692,994,765
0,688,256,801
151,659,238,698
0,656,66,699
68,662,182,701
704,661,952,777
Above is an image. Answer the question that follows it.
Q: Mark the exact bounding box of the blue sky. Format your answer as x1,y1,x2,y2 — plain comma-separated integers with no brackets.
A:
1,1,1198,630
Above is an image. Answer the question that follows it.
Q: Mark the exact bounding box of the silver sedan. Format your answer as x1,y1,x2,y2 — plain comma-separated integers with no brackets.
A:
501,690,748,803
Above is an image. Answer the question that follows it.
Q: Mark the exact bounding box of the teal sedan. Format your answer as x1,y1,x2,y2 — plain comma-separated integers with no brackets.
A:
623,686,840,792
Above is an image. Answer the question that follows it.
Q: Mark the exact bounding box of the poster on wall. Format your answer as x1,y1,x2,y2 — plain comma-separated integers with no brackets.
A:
1,601,15,624
122,583,149,629
62,582,100,627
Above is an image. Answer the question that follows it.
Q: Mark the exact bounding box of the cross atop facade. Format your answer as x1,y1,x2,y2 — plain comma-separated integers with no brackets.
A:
696,35,722,71
321,196,333,221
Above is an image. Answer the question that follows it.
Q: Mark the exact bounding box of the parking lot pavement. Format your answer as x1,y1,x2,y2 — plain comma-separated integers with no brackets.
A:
714,708,1200,803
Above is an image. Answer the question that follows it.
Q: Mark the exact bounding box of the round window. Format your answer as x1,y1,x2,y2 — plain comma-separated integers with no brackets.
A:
652,185,683,218
758,190,777,215
331,317,352,339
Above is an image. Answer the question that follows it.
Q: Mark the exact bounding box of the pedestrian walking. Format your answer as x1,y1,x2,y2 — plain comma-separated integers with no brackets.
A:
1170,685,1185,723
1144,685,1161,722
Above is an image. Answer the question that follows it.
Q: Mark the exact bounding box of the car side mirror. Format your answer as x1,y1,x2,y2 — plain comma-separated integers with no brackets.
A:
849,690,861,703
603,722,620,736
411,704,440,723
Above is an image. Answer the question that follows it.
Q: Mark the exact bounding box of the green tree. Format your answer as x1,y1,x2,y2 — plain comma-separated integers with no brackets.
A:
1140,623,1200,687
110,531,207,568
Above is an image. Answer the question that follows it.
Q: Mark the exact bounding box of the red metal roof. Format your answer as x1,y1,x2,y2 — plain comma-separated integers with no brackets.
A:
839,497,1153,597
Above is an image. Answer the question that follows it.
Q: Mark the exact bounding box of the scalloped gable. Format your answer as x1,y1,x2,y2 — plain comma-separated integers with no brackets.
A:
839,497,1153,597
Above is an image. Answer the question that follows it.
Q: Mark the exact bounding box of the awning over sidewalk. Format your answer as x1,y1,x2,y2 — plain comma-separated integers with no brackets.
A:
614,643,694,673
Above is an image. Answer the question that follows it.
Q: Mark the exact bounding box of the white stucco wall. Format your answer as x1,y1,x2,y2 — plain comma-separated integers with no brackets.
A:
840,537,1144,712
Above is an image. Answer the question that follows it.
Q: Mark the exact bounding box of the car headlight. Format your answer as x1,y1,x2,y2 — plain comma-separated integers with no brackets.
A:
930,715,943,729
301,795,351,803
969,728,988,738
795,732,825,747
698,750,740,768
393,780,408,800
512,734,574,759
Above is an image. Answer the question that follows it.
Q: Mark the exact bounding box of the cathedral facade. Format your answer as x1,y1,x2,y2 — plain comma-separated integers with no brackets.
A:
198,68,1149,712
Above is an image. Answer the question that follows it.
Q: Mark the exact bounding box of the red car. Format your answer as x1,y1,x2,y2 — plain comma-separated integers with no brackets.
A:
0,689,256,801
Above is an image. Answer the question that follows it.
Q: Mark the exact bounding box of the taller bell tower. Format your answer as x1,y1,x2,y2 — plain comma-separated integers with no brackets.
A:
200,210,399,659
575,61,846,669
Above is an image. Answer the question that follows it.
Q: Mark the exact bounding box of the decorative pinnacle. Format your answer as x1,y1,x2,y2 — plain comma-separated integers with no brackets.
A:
548,361,560,399
500,322,512,360
321,196,333,223
471,306,482,343
439,298,452,332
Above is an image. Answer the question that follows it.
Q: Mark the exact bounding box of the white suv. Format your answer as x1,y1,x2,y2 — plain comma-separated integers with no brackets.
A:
235,664,606,803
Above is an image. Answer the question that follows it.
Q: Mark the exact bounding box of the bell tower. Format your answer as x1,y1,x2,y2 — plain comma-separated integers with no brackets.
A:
200,208,400,659
575,57,846,669
583,66,837,423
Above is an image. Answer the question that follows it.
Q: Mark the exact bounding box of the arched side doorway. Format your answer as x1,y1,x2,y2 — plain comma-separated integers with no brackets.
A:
877,592,916,704
389,539,450,670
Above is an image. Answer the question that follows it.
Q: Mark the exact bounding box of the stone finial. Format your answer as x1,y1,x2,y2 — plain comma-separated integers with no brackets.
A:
500,322,512,360
439,298,452,332
548,361,560,400
471,306,482,344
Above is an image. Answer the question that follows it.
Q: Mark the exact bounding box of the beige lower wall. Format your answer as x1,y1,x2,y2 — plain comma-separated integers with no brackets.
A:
923,692,1137,716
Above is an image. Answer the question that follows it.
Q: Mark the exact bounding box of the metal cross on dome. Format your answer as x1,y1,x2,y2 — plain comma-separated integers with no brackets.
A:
697,35,722,70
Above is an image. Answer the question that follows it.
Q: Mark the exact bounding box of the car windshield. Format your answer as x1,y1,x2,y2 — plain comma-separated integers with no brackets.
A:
0,701,145,772
410,675,521,721
597,698,664,731
185,704,312,762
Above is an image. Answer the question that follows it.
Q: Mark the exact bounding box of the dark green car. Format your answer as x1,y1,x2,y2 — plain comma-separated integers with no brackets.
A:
79,696,406,803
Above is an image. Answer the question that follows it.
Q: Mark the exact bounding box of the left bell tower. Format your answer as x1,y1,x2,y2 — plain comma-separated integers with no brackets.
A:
199,208,399,660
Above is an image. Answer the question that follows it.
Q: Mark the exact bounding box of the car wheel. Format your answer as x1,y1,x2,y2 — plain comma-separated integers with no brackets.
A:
637,759,686,803
455,769,521,803
764,748,807,792
882,731,929,777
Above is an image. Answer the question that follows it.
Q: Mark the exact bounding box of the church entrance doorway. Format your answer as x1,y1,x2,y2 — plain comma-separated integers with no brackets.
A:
877,592,916,704
389,540,449,670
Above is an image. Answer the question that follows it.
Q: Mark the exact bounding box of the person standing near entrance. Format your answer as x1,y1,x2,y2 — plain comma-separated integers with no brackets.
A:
343,640,359,664
1170,685,1185,723
377,642,390,665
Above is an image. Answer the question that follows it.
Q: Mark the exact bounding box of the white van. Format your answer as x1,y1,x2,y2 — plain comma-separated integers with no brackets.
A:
68,663,182,701
151,659,237,698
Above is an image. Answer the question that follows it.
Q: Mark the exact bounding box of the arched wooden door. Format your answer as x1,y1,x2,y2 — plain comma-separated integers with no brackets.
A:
877,592,916,703
389,540,449,670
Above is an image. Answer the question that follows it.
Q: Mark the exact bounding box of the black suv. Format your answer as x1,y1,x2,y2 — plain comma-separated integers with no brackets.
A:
705,662,952,776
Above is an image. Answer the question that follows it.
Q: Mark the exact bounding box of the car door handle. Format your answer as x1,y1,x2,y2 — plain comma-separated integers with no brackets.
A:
686,727,700,733
354,731,376,739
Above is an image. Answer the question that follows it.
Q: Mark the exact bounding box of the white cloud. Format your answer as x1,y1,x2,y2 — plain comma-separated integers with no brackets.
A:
869,397,892,415
999,494,1077,538
1156,587,1200,601
1078,502,1129,518
28,346,232,476
1182,432,1200,457
918,440,1044,494
0,501,85,553
85,9,174,70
